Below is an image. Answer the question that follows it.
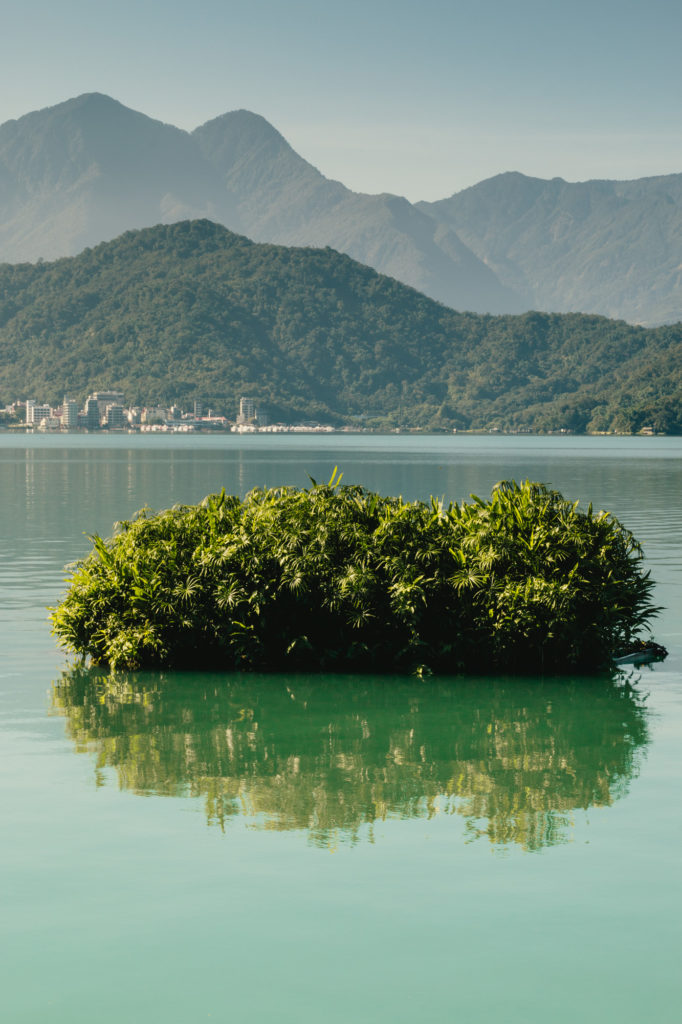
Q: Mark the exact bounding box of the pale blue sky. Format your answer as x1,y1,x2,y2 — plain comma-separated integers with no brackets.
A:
3,0,682,200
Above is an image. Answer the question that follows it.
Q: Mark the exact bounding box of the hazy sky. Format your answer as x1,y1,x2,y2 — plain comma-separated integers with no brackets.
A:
4,0,682,200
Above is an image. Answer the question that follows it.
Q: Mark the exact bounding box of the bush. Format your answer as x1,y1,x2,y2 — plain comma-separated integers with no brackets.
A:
51,475,659,673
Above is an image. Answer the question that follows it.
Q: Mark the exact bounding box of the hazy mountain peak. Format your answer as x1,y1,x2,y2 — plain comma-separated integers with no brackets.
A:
420,167,682,323
0,94,527,313
4,91,117,123
0,91,187,171
5,93,681,322
1,92,170,137
0,93,234,262
194,107,325,187
45,92,131,115
195,108,288,145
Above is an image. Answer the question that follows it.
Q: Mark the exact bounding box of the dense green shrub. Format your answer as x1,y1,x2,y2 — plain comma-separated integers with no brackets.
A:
51,476,659,674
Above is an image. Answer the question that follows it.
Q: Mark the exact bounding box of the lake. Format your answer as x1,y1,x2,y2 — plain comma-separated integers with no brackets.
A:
2,433,681,1023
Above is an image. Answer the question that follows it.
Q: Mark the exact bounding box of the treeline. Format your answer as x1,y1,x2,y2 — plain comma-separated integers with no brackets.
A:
0,219,680,432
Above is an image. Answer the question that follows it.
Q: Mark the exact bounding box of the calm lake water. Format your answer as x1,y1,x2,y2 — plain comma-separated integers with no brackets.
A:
2,433,681,1023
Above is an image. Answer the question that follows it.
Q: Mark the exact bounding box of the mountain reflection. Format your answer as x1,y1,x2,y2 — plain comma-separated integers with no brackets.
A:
50,667,650,851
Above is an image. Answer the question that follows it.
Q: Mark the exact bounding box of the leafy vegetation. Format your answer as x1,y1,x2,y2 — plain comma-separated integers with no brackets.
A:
1,220,682,431
51,475,659,674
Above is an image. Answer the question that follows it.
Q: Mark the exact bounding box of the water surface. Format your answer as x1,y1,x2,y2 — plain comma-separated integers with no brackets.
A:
1,433,681,1022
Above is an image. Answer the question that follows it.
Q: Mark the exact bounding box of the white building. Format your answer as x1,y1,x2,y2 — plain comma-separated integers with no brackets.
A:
237,397,257,425
26,401,52,425
61,399,79,429
37,416,61,431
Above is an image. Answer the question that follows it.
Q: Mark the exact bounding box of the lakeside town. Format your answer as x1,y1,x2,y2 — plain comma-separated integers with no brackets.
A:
1,392,335,433
0,391,659,438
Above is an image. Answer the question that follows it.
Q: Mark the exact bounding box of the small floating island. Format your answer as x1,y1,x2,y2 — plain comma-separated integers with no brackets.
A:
51,475,664,675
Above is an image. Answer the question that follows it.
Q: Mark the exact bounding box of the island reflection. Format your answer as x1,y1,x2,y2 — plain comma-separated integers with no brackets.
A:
51,667,650,851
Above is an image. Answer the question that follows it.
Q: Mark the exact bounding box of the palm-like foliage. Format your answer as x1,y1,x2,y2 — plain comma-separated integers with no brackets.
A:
51,477,659,673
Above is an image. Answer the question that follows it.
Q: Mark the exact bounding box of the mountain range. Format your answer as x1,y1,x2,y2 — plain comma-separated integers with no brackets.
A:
1,220,681,434
2,93,682,325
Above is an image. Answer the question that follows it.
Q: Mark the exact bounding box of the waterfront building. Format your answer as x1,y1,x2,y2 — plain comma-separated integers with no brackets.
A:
237,397,257,424
61,399,79,429
84,397,100,429
25,401,52,425
90,391,125,418
142,407,168,424
37,416,61,431
105,403,125,429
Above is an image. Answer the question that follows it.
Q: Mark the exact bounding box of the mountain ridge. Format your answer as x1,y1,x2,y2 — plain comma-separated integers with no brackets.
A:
2,94,682,323
0,94,519,315
1,219,681,434
420,170,682,324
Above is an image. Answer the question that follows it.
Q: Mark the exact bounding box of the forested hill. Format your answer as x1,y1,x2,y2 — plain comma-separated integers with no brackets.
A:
1,219,681,433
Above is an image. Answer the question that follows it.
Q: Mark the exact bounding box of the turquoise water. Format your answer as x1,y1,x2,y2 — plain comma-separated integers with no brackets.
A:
1,434,681,1022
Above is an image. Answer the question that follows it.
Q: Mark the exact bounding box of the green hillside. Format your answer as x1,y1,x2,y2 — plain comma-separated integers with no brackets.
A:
1,219,681,432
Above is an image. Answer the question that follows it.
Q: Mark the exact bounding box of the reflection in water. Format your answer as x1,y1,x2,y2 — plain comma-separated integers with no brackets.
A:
51,667,650,851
